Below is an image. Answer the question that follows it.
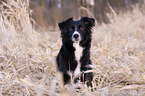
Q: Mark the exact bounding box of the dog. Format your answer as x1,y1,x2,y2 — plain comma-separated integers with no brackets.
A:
56,17,95,87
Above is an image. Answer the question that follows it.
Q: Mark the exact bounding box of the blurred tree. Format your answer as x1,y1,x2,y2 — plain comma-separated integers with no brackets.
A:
29,0,142,30
94,0,108,23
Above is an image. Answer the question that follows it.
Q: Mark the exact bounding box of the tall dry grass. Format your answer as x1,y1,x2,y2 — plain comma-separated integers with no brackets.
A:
0,0,145,96
0,0,57,95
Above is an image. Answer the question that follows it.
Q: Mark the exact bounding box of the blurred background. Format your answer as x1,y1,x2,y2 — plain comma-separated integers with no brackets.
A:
28,0,144,30
1,0,144,30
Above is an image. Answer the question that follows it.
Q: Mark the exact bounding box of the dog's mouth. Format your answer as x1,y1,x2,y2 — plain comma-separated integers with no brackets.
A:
73,38,80,43
74,38,80,41
72,31,81,42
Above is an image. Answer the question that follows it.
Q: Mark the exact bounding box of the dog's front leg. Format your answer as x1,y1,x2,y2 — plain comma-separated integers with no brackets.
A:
84,72,93,87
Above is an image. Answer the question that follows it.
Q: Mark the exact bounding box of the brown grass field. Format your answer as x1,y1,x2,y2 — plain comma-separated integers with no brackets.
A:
0,0,145,96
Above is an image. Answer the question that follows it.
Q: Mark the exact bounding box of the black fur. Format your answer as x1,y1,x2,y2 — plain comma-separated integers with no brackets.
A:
56,17,95,86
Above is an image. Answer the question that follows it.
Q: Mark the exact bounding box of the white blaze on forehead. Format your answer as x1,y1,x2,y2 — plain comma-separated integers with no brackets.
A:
73,31,79,35
73,42,83,77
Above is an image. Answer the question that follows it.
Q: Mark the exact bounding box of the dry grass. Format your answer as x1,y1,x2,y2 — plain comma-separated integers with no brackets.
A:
0,0,145,96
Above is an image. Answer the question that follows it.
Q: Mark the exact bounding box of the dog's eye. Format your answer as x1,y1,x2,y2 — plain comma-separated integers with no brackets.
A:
69,27,74,31
79,26,84,31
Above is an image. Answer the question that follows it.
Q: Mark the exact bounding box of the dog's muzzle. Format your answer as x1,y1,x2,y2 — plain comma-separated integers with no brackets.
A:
72,31,81,42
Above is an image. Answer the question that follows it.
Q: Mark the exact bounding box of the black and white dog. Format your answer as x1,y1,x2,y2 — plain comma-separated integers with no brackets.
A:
56,17,95,87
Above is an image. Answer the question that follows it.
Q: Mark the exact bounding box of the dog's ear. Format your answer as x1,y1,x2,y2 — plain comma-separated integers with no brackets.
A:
81,17,95,28
58,17,73,30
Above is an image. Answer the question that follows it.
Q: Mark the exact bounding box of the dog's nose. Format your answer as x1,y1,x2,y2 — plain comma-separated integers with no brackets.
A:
73,34,79,39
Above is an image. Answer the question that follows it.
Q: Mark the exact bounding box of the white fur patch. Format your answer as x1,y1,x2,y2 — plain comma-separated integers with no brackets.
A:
72,31,81,42
73,42,83,77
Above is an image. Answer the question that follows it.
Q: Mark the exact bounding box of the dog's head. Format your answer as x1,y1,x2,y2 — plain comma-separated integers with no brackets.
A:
58,17,95,45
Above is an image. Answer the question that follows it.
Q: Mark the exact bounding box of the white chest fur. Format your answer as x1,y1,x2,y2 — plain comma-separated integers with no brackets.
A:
73,42,83,77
